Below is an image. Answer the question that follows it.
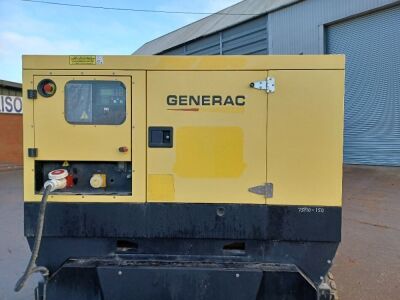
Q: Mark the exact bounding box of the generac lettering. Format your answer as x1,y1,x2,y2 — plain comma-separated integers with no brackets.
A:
167,95,246,106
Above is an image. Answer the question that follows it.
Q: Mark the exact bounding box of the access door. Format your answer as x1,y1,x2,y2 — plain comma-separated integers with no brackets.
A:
147,71,267,204
33,75,131,161
266,70,344,207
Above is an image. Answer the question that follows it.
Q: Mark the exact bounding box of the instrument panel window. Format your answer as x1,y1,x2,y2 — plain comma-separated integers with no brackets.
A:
65,80,126,125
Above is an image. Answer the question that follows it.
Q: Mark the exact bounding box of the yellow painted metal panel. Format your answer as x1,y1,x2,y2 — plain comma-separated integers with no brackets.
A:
148,174,175,201
33,75,131,161
22,70,36,201
130,71,147,203
266,70,344,207
23,55,345,71
147,71,267,204
174,127,245,178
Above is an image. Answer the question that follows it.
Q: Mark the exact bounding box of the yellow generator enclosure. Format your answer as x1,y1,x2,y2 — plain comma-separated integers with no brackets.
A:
23,55,344,206
22,55,344,300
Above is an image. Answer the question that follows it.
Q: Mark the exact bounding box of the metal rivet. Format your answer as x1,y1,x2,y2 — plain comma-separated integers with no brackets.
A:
118,270,122,276
327,260,332,264
236,273,240,278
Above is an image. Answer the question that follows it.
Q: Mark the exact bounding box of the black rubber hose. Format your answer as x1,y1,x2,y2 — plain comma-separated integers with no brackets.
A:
14,185,51,292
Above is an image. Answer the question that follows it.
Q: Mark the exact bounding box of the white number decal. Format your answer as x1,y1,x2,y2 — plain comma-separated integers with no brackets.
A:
298,207,325,213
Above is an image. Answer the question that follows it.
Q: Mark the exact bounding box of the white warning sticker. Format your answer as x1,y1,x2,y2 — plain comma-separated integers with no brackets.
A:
96,56,104,64
80,111,89,120
69,55,104,65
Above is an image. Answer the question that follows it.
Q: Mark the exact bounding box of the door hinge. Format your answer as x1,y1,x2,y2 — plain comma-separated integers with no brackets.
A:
248,183,273,198
27,89,37,100
249,77,275,93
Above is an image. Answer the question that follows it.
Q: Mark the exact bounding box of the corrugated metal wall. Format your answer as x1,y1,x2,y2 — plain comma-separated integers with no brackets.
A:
268,0,398,54
0,86,22,96
327,5,400,166
161,15,268,55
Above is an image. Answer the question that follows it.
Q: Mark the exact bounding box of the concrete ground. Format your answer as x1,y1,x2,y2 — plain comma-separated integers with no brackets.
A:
0,166,399,299
0,170,39,300
331,165,400,299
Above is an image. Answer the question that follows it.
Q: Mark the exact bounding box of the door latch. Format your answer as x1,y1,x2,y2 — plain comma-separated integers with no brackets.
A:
28,148,38,157
27,89,37,100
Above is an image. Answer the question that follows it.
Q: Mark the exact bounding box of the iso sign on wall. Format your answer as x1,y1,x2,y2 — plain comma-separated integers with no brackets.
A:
0,95,23,114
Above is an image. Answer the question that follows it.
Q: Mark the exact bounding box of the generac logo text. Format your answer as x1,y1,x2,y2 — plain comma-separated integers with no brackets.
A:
167,95,246,106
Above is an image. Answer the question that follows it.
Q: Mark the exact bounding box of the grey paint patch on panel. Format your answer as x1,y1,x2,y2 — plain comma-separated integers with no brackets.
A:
327,5,400,165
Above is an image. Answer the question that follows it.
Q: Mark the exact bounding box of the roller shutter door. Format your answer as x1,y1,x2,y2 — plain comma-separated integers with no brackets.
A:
327,5,400,166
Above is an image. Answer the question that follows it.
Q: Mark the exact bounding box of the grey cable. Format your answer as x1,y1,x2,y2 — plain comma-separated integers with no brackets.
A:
21,0,257,16
14,185,51,292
